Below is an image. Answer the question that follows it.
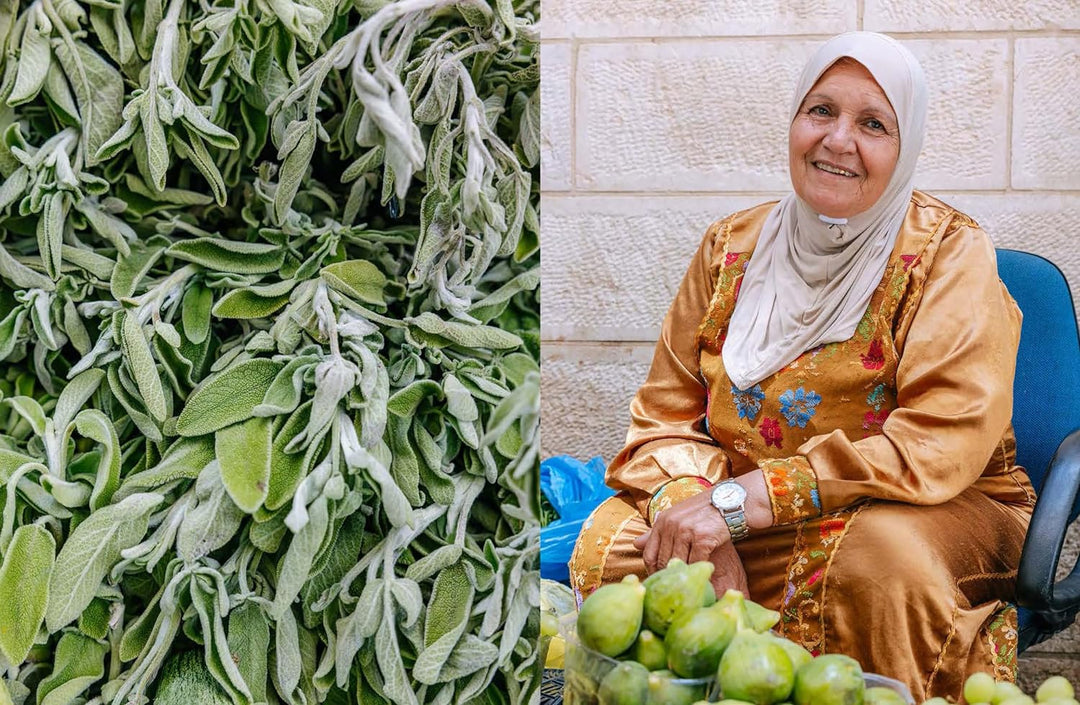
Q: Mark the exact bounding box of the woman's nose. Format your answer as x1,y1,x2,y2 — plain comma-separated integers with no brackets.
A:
822,118,856,153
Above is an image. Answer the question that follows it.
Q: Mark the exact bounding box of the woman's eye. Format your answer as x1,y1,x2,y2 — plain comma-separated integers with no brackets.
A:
866,119,884,131
810,105,830,116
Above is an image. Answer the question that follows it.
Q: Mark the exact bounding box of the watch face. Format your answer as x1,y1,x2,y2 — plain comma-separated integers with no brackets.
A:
712,482,746,510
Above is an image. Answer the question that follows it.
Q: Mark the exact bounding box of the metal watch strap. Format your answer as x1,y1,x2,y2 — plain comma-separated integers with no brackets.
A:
723,508,750,542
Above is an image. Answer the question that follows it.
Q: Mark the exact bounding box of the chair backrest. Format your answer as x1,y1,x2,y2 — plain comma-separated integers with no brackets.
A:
996,249,1080,498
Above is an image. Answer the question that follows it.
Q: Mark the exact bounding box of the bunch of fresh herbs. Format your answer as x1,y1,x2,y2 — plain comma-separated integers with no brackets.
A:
0,0,540,703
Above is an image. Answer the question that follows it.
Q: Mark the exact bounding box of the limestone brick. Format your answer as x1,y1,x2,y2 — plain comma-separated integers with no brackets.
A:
540,342,655,462
542,0,855,40
935,193,1080,307
575,40,1009,192
540,194,767,341
1012,39,1080,190
541,42,572,191
907,40,1010,190
575,40,813,192
865,0,1080,31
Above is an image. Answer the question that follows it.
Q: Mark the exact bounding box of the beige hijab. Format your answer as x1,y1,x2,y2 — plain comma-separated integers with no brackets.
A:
722,32,928,391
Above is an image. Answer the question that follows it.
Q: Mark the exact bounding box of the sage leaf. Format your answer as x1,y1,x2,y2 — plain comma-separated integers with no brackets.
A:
181,282,213,344
110,241,165,299
77,596,111,640
212,282,293,319
320,260,387,307
177,358,284,437
9,9,50,106
254,354,318,418
120,310,169,422
216,416,272,513
167,238,287,275
227,602,270,704
0,524,54,665
45,492,163,631
386,379,442,417
53,368,105,432
408,312,523,350
275,605,302,700
154,651,232,705
35,632,107,705
72,409,121,510
271,494,328,618
54,40,125,167
114,436,214,500
177,461,245,561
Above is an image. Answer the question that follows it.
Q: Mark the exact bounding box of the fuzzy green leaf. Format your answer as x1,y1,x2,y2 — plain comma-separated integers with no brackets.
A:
177,358,284,437
0,524,54,665
46,493,162,632
36,632,107,705
320,260,387,306
167,238,286,274
216,416,272,513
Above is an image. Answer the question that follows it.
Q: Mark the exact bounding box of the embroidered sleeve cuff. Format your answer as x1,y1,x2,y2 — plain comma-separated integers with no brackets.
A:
648,476,713,525
759,456,822,525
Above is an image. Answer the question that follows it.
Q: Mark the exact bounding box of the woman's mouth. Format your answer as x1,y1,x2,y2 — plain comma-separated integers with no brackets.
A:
813,161,858,177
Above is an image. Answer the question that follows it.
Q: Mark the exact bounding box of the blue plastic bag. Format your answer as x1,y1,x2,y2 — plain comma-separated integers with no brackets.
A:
540,455,616,584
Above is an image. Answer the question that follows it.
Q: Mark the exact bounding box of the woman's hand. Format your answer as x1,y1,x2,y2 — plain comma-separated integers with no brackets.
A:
633,489,730,572
632,471,772,587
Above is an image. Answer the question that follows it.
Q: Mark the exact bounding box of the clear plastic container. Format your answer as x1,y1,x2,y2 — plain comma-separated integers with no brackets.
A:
558,614,916,704
559,615,713,704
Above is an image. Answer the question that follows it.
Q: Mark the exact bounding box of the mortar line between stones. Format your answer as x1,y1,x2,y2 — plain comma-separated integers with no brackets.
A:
567,30,1080,45
856,0,864,31
1006,35,1016,193
538,189,1080,198
570,39,579,191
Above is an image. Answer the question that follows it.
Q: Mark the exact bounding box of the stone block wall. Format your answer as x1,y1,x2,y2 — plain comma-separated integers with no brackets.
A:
539,0,1080,685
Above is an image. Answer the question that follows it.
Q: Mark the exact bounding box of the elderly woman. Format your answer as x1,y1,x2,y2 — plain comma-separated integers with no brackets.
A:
568,31,1034,701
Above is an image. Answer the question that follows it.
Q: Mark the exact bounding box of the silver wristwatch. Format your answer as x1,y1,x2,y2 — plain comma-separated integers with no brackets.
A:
710,479,750,542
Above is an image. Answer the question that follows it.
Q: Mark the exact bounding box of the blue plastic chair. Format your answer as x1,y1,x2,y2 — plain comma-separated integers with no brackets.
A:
997,249,1080,650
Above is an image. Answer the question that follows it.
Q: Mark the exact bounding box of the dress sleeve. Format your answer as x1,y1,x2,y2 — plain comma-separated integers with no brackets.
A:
605,221,733,521
759,220,1022,525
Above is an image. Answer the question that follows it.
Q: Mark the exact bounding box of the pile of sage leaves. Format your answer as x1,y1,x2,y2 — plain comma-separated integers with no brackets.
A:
0,0,540,703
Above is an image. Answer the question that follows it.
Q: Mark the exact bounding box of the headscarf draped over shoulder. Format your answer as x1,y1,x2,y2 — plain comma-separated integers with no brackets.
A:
722,32,928,391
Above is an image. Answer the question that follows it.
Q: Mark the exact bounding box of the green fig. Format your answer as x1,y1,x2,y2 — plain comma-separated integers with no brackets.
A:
577,575,647,657
643,559,715,636
647,670,708,705
712,589,753,632
763,633,813,673
792,654,865,705
863,687,907,705
598,661,650,705
717,630,795,705
632,629,668,671
665,603,738,678
746,599,781,632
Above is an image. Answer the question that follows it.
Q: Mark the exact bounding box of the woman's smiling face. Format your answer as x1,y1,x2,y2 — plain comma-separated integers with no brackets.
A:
789,58,900,219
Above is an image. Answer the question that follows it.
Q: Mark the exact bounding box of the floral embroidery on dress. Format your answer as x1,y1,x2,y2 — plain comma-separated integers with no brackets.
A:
760,417,783,448
984,603,1019,682
779,388,821,428
860,340,885,370
866,384,886,411
776,506,864,656
732,384,765,421
901,254,921,271
760,456,822,525
648,476,713,524
862,409,889,433
725,252,742,267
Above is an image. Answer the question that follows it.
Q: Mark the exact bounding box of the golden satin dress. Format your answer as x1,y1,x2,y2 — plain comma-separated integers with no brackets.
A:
568,191,1036,702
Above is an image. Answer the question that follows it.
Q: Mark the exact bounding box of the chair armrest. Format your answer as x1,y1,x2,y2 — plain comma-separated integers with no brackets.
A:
1016,428,1080,613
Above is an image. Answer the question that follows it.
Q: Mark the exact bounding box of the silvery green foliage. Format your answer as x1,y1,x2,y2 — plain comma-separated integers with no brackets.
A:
0,0,540,703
